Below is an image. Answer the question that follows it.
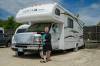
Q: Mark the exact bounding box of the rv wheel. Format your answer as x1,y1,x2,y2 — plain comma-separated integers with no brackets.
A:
5,42,10,47
74,44,79,52
82,43,85,49
16,52,24,56
5,44,9,47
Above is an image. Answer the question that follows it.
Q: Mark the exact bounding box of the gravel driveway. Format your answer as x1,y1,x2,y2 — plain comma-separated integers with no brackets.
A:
0,43,100,66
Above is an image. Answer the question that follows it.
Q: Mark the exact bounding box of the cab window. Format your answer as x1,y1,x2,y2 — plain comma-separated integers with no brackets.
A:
0,30,3,34
52,24,60,33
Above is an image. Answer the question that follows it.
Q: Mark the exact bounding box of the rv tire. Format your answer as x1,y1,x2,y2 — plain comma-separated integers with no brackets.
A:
82,43,85,49
74,43,79,52
16,52,24,56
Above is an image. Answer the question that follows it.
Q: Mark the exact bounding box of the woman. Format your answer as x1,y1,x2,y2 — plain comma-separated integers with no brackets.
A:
40,27,52,63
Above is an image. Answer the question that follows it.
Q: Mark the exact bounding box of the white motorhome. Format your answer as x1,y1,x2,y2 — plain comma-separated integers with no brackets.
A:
11,3,85,56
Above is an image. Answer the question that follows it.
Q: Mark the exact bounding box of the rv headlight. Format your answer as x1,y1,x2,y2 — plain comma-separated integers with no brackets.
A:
11,44,15,48
12,36,16,44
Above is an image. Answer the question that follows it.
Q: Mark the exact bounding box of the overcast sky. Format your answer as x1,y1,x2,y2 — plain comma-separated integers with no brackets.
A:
0,0,100,26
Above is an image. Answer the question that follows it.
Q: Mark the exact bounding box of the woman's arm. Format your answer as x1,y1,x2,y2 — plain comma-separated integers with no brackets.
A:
45,33,51,42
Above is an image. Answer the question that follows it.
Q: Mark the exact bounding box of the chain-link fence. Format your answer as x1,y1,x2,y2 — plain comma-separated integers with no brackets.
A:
4,29,15,44
84,26,100,42
83,26,100,49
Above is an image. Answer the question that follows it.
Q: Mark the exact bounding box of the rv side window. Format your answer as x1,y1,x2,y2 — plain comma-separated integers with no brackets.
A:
67,18,73,28
55,8,60,16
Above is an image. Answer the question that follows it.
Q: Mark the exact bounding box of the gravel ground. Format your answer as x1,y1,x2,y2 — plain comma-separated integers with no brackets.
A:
0,43,100,66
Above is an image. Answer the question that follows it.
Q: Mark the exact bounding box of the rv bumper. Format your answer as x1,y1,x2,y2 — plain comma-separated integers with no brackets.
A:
11,44,42,52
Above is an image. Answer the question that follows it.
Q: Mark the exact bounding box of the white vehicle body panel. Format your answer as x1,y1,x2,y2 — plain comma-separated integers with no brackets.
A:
12,3,84,51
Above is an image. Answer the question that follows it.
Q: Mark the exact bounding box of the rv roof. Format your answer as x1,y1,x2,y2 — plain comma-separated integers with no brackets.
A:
15,3,79,24
16,3,56,17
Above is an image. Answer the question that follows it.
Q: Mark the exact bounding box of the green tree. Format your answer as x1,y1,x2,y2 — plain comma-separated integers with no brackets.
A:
97,22,100,26
4,16,15,29
0,16,21,30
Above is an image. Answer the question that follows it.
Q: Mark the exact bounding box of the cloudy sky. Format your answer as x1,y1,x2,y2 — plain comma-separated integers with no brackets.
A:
0,0,100,25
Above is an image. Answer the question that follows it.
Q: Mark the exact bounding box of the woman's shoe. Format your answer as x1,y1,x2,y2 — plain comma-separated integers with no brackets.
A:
40,60,46,63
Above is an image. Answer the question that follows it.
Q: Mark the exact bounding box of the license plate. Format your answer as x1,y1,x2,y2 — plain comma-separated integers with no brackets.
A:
18,48,23,52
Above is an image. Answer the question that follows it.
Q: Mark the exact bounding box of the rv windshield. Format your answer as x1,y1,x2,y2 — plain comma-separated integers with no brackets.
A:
17,29,27,33
0,30,3,34
27,23,51,32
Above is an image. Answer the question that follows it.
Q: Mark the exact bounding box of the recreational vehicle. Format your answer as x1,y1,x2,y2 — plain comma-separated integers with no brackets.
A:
11,3,85,56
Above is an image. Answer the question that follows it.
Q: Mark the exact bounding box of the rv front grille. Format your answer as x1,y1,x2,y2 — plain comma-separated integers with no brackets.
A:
15,45,27,48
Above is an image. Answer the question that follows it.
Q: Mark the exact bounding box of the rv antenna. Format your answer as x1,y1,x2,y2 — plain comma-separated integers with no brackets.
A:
76,14,79,18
